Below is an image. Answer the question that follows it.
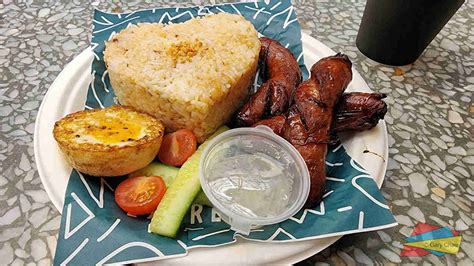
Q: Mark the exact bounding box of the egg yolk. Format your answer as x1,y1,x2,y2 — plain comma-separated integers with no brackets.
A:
78,112,143,144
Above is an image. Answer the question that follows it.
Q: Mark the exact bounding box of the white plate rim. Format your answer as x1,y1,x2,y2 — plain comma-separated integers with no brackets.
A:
34,32,388,265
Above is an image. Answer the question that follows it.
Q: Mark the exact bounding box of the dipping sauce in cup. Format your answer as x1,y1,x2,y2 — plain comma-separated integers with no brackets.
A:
199,126,310,235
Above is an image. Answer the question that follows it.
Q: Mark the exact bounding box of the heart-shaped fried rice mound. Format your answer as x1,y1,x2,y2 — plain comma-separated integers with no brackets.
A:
104,14,260,142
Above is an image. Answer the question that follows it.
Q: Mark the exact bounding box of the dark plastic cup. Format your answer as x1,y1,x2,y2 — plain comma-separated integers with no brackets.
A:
356,0,464,66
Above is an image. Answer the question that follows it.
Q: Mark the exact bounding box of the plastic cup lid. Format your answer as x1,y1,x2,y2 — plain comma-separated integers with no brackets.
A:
199,126,310,235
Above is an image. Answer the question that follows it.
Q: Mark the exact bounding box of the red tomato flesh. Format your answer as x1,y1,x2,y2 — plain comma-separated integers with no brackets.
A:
115,175,166,215
158,129,197,167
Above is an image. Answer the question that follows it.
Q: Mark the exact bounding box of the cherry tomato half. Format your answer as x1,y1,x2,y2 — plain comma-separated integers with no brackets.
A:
114,175,166,215
158,129,197,167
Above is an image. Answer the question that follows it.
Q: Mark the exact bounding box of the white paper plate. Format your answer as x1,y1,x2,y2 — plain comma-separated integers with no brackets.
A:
34,33,388,265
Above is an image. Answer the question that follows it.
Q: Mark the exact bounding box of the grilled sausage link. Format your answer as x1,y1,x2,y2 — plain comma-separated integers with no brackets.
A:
256,92,387,134
255,54,353,207
287,54,352,207
332,92,387,132
232,37,302,127
234,37,386,131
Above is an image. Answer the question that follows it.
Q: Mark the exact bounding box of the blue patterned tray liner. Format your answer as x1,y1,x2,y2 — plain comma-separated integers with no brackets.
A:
54,1,396,264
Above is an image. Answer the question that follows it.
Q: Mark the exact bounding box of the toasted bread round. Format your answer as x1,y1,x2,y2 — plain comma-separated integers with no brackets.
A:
53,105,164,176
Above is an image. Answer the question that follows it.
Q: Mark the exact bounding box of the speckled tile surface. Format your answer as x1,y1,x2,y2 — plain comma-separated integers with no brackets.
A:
1,0,472,265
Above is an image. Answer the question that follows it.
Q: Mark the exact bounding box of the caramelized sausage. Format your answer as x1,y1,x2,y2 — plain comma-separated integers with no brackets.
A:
256,92,387,134
332,92,387,132
233,37,386,132
287,54,352,206
235,37,385,207
232,37,302,127
255,54,353,207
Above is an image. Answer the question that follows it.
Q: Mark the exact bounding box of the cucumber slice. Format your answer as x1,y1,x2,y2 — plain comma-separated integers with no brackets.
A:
129,162,179,187
149,126,228,237
130,161,213,207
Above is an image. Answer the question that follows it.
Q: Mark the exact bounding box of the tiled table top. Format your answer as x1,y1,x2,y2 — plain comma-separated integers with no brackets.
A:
1,0,472,265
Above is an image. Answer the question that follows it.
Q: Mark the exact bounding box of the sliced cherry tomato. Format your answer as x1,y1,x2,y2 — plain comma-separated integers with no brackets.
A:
158,129,197,167
114,175,166,215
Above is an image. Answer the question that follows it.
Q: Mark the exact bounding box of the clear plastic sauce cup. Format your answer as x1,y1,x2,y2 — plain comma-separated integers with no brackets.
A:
199,126,310,235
